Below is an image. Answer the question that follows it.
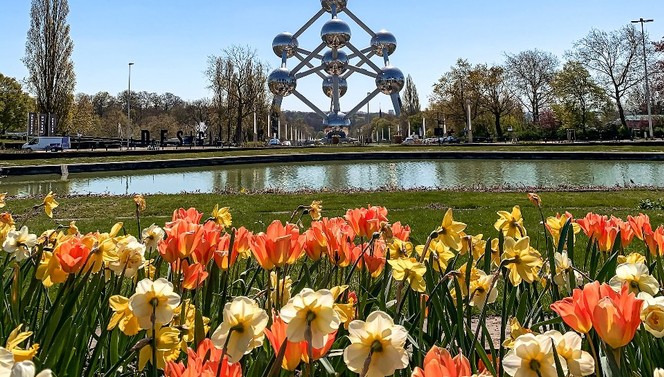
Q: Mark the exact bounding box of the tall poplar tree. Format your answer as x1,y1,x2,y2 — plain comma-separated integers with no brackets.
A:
23,0,76,133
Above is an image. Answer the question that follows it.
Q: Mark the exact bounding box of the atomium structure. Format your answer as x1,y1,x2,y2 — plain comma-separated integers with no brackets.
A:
268,0,405,130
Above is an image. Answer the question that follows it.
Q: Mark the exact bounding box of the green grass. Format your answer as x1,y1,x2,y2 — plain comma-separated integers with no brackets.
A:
2,143,664,167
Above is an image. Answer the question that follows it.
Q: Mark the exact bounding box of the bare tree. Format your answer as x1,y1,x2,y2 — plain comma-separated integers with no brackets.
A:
478,65,517,138
23,0,76,133
567,26,642,128
504,49,559,124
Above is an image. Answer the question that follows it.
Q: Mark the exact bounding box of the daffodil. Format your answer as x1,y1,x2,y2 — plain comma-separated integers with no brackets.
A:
270,271,292,308
4,325,39,362
541,330,595,377
617,252,646,265
0,355,53,377
172,300,210,344
494,206,527,238
609,262,659,295
388,257,427,292
553,251,581,289
435,208,467,251
546,212,580,247
527,192,541,207
129,278,181,329
502,318,535,348
133,194,147,211
2,226,37,261
0,193,6,208
343,311,409,377
211,204,232,229
469,271,498,309
503,333,567,377
280,288,340,349
35,251,68,287
501,236,542,286
210,296,268,363
107,295,141,336
42,192,58,218
108,236,146,278
637,292,664,338
309,200,322,221
388,238,413,259
142,224,165,250
138,326,181,371
415,239,455,272
656,368,664,377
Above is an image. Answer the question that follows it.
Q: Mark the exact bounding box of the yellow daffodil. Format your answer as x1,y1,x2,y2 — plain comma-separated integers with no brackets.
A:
527,192,541,207
0,193,6,208
388,238,413,259
280,288,340,349
553,251,579,289
503,333,567,377
503,318,535,348
108,236,146,278
656,369,664,377
546,212,580,247
172,300,210,344
2,226,37,261
5,325,39,362
388,257,427,292
35,251,68,288
617,252,646,265
210,296,268,363
211,204,232,229
42,192,58,218
129,278,181,329
138,326,181,371
107,295,141,336
542,330,595,377
469,271,498,309
343,311,409,377
330,285,356,328
415,239,455,272
270,271,293,308
133,194,146,211
457,233,485,260
494,206,527,238
501,236,542,286
609,262,660,295
83,232,120,274
309,200,322,221
141,224,165,250
638,292,664,338
66,221,79,236
455,263,483,297
436,208,467,251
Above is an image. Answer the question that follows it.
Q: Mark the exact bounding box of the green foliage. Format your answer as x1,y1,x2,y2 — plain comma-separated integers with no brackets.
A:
0,74,34,134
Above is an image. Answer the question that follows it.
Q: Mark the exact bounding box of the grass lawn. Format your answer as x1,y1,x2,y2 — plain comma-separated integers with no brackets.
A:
3,143,664,167
7,189,663,267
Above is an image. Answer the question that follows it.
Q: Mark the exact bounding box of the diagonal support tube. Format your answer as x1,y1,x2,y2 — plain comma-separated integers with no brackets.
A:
345,42,382,73
291,43,327,75
292,90,327,119
293,9,326,39
342,8,376,38
345,89,381,119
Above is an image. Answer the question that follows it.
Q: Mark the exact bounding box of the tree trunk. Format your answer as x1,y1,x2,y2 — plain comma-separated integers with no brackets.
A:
494,113,503,138
615,85,627,128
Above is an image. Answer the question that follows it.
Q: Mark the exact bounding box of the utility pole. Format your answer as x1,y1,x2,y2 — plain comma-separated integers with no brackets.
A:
631,18,654,138
127,62,134,149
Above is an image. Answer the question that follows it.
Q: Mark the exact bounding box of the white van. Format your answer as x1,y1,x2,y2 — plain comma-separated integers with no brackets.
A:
22,137,71,151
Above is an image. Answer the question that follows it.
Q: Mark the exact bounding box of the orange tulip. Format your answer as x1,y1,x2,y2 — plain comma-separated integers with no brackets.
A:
264,315,303,371
214,233,239,270
164,338,241,377
300,330,336,363
610,216,635,248
362,240,387,278
55,237,91,274
597,223,619,253
653,225,664,257
591,283,643,349
251,220,305,270
169,207,203,224
191,221,221,265
412,346,471,377
576,212,605,240
344,205,388,239
391,221,411,241
628,213,650,241
551,286,594,334
304,221,328,261
181,261,208,290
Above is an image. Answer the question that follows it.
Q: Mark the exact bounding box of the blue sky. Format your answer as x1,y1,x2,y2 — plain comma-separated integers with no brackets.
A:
1,0,662,113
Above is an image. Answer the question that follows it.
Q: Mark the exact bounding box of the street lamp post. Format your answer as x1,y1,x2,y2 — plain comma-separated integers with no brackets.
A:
127,62,134,149
631,18,654,138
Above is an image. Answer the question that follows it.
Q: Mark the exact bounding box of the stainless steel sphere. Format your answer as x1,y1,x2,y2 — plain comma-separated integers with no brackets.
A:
324,112,350,127
375,66,405,95
321,0,347,13
268,68,297,97
371,30,397,56
321,18,351,49
322,76,348,98
272,32,299,58
321,50,349,75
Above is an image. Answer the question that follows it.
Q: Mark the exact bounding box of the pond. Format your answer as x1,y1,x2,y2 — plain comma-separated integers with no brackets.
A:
2,159,664,196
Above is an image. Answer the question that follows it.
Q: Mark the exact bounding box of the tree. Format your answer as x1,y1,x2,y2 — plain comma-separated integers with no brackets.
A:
504,49,559,125
0,74,35,135
477,65,518,139
70,93,97,136
401,75,420,116
567,26,643,128
23,0,76,133
551,61,607,133
431,59,483,135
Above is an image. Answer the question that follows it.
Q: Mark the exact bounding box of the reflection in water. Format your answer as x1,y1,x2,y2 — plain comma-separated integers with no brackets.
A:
2,159,664,197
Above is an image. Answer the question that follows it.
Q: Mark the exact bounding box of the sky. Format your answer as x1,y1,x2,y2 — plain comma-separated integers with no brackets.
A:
1,0,663,114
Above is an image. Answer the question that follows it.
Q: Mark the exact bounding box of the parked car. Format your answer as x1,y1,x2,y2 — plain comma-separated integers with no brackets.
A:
401,137,416,145
281,140,292,146
442,136,460,143
268,138,281,146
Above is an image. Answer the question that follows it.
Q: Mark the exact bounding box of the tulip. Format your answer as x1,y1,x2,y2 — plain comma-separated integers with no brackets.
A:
591,284,643,349
251,220,305,270
264,315,303,371
412,346,472,377
551,288,593,333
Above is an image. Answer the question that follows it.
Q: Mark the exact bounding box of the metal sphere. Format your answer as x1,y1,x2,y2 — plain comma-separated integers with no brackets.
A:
272,32,299,58
321,18,351,49
321,50,349,75
321,0,347,13
375,66,405,95
324,112,350,127
322,76,348,98
268,68,297,97
371,30,397,56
